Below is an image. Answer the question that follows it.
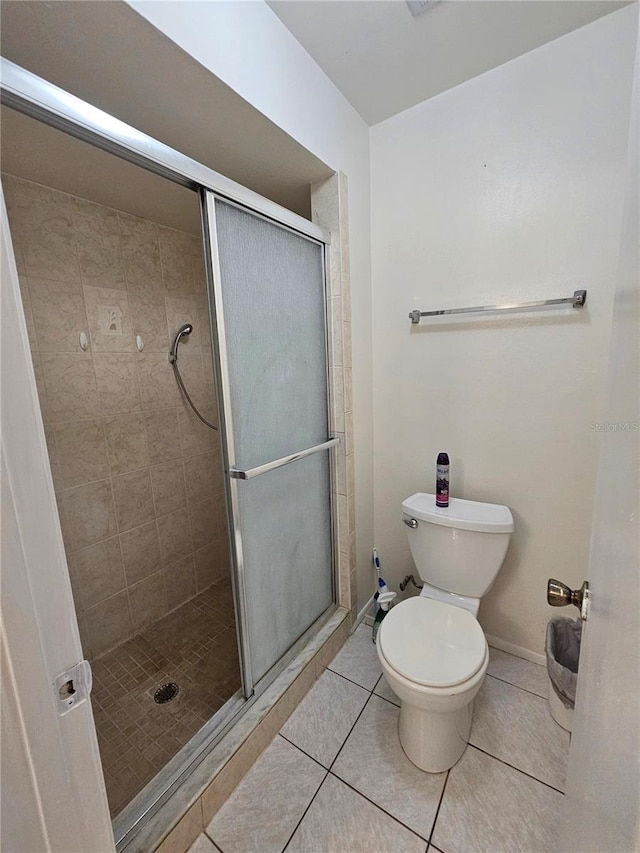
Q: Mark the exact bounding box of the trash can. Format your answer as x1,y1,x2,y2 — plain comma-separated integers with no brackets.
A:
545,616,582,732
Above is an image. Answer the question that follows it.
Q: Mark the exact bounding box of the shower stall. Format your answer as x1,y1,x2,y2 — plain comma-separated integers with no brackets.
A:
1,58,342,844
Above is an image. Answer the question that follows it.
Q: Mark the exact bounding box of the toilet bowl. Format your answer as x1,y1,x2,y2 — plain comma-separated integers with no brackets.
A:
377,493,513,773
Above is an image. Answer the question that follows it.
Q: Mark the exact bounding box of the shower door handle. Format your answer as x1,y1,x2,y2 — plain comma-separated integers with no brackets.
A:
229,438,340,480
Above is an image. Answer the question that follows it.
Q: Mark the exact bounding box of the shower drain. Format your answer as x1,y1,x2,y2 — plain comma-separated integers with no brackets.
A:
153,682,179,704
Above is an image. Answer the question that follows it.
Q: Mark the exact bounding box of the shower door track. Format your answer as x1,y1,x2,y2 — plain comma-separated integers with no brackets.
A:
0,59,330,245
1,57,339,851
113,604,338,851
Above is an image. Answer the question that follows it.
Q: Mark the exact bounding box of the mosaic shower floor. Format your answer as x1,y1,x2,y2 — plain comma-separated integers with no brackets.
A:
90,578,240,817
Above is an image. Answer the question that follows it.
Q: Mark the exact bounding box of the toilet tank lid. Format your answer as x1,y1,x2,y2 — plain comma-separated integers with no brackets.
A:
402,493,514,533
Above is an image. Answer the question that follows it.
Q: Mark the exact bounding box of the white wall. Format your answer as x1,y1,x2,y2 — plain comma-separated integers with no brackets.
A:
128,0,374,611
370,7,638,654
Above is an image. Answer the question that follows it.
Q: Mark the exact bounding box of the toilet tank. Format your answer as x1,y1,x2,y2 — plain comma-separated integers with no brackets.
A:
402,493,514,599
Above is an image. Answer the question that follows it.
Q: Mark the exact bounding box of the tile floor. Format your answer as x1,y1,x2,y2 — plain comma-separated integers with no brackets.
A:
91,578,240,817
191,623,569,853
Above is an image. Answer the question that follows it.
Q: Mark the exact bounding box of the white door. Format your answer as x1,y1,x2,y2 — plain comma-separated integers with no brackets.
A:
560,15,639,851
0,190,114,851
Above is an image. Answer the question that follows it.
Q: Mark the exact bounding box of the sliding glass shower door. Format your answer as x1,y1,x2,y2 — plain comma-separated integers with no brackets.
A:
203,194,336,690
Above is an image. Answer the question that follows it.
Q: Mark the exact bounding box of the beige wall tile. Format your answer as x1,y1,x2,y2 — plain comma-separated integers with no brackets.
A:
61,479,117,551
86,589,133,656
94,353,141,414
178,406,218,456
344,367,352,413
137,353,182,410
129,291,169,353
189,499,217,551
11,201,81,283
129,570,168,631
330,297,343,367
144,409,182,465
40,352,100,422
83,285,134,352
159,227,196,297
345,411,354,456
29,278,88,352
103,412,150,475
165,296,201,349
194,540,229,592
112,468,155,532
157,508,192,567
331,367,345,433
337,494,349,557
53,419,109,489
183,453,218,505
151,459,187,517
165,555,197,610
120,212,162,292
343,321,352,369
346,452,354,498
72,536,126,610
342,274,352,323
74,208,126,289
9,178,232,669
336,441,347,496
120,521,163,585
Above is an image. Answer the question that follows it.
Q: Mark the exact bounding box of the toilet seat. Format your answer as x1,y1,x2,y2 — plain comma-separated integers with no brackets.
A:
378,597,487,688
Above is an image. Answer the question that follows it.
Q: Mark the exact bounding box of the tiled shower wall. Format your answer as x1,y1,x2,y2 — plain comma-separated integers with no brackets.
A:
2,174,229,659
311,173,356,619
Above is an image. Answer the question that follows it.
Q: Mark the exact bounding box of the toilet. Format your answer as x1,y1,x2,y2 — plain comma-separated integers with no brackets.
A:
377,492,514,773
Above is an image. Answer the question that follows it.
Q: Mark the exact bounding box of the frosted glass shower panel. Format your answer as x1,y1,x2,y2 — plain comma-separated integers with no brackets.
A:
237,452,333,682
214,200,328,469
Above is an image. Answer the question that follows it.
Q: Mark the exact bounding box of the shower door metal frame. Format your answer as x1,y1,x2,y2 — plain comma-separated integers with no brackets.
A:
201,190,339,699
0,58,330,245
0,56,340,847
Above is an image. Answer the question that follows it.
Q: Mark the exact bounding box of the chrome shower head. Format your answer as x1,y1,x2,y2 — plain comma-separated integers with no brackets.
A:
169,323,194,363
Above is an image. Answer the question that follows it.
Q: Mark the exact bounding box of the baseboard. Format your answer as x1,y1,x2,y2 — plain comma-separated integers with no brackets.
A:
350,596,375,633
485,634,546,666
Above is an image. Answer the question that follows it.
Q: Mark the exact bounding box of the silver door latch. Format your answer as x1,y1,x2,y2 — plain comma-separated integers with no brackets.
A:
54,660,92,716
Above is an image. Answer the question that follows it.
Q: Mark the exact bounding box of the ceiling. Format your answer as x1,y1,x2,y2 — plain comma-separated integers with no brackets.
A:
268,0,631,125
0,1,332,230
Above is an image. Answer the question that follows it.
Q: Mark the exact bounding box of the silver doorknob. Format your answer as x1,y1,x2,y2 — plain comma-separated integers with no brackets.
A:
547,579,590,620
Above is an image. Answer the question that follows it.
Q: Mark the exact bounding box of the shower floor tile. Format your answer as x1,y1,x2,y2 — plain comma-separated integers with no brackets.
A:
90,578,240,818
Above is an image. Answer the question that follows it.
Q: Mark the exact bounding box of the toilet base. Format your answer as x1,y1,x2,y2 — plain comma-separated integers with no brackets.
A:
398,699,474,773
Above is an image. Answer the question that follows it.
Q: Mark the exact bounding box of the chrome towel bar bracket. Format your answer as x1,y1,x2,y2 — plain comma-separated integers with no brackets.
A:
409,289,587,325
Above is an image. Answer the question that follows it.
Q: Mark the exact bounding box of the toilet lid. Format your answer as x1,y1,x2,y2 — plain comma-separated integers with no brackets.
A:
378,597,487,688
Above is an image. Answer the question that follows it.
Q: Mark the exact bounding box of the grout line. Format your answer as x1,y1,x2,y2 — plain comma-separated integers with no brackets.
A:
280,768,329,853
327,770,430,844
327,690,375,773
204,827,226,853
467,744,565,794
427,769,449,848
325,665,379,693
277,732,332,773
485,672,547,700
